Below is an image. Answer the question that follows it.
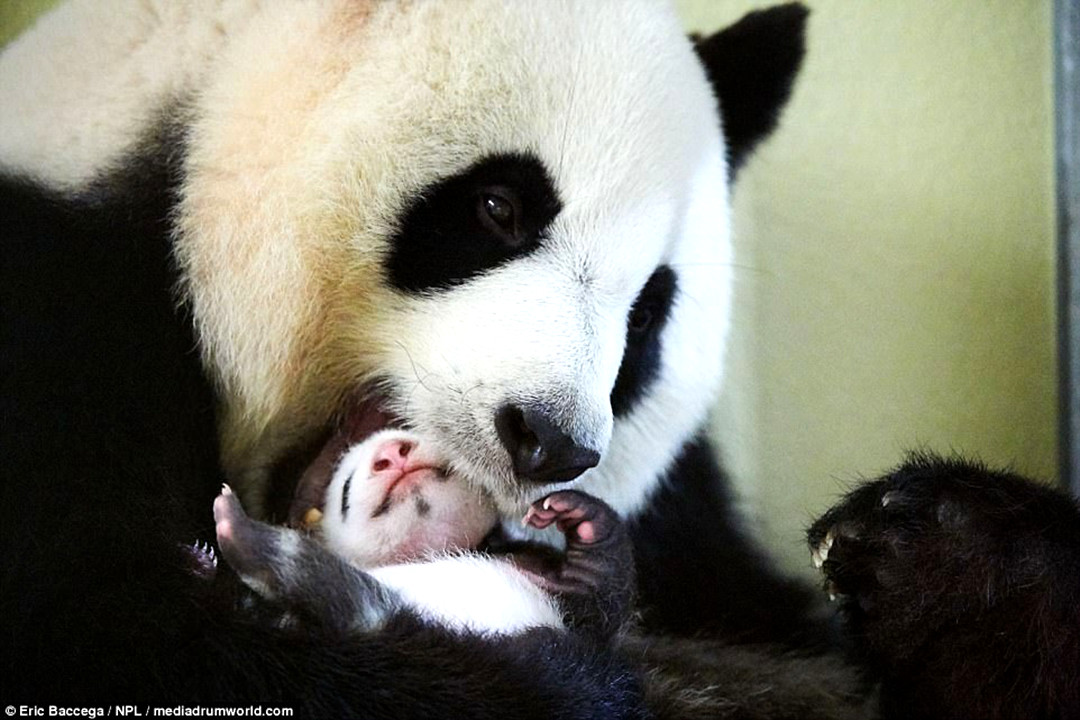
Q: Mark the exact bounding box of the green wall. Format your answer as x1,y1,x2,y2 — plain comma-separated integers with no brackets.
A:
0,0,56,47
3,2,1059,574
681,0,1057,573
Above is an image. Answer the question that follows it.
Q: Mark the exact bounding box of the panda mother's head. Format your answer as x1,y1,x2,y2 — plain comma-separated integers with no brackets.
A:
172,0,806,518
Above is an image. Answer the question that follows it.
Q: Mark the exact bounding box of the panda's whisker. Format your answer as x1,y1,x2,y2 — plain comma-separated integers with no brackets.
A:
395,341,439,394
458,381,485,404
668,260,767,275
669,287,709,314
556,35,584,179
400,379,421,421
435,352,460,380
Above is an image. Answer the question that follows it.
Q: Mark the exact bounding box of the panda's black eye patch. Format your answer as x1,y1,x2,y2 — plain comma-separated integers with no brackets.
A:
386,153,561,293
610,266,678,418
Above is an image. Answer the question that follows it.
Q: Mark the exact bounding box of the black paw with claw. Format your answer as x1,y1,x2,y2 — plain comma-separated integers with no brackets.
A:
808,453,1080,720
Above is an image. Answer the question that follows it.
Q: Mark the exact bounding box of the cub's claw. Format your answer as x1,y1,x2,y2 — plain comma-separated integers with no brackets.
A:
181,540,219,580
523,490,619,547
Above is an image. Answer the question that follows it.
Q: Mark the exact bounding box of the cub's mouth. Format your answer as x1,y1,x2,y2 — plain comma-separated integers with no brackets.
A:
266,389,405,526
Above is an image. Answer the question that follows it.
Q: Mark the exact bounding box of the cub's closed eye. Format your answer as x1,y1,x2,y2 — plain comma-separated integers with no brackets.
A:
476,186,522,244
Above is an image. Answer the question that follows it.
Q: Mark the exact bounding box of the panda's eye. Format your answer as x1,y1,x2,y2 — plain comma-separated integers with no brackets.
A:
628,306,654,333
610,265,677,418
482,194,514,227
387,153,560,292
477,187,521,243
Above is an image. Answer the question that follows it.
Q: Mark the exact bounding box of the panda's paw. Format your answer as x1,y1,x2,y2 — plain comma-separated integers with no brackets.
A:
809,453,1080,718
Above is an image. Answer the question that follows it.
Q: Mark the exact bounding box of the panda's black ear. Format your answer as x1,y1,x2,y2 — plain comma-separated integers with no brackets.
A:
692,3,808,177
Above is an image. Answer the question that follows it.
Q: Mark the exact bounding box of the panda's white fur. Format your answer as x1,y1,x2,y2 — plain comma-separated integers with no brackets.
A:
2,0,829,711
370,556,565,635
1,0,732,522
0,1,261,189
174,0,732,521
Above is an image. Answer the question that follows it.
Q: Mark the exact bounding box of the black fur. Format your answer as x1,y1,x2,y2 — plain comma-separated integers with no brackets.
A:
215,488,404,635
0,148,646,718
629,436,832,648
385,152,562,293
514,490,637,640
693,3,809,176
619,635,872,720
611,265,678,418
809,454,1080,720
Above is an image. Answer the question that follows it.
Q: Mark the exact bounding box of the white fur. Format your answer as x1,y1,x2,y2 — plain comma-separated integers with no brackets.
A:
0,0,260,189
370,555,564,634
0,0,734,590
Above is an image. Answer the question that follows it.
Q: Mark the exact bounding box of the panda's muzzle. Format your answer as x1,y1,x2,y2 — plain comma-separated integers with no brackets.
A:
494,404,600,484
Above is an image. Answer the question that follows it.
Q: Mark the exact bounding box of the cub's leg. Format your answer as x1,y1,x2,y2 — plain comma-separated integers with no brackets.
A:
522,490,636,639
214,486,401,634
809,454,1080,720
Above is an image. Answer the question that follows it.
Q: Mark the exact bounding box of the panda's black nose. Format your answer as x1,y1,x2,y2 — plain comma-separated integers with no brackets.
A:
494,404,600,484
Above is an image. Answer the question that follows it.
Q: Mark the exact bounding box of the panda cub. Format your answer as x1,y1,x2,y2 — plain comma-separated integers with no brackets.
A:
211,429,635,640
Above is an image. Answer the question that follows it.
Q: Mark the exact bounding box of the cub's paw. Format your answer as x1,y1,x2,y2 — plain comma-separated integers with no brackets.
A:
213,485,292,593
521,490,635,637
181,540,219,581
809,453,1080,719
213,485,393,634
524,490,623,550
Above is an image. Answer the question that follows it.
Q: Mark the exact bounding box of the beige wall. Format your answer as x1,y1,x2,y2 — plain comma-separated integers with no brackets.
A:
3,2,1059,575
680,0,1057,574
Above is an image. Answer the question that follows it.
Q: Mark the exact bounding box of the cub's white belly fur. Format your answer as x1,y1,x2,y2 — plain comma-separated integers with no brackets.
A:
370,554,563,634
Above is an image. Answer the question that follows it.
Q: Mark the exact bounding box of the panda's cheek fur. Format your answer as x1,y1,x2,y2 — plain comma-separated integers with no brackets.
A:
169,0,727,512
377,271,622,469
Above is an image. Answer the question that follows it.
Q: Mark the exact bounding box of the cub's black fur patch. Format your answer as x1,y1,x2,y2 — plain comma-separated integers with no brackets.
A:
385,153,562,293
610,265,677,418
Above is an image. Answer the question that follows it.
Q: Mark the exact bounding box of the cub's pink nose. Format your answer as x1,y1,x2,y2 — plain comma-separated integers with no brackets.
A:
371,438,414,476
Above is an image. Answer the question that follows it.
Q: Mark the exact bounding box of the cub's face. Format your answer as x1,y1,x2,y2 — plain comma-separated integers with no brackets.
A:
320,429,498,568
175,0,733,518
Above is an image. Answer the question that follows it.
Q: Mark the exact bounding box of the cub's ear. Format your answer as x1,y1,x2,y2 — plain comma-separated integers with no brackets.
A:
693,3,809,177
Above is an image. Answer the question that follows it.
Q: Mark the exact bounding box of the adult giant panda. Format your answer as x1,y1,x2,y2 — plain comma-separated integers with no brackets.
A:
3,1,1078,718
